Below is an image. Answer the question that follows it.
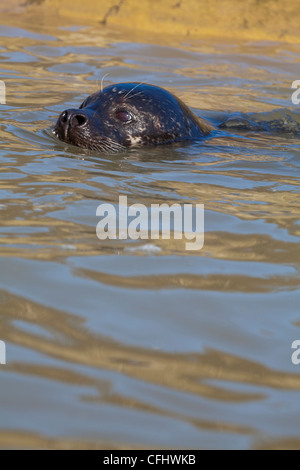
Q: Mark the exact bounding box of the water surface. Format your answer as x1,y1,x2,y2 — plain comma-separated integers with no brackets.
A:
0,21,300,449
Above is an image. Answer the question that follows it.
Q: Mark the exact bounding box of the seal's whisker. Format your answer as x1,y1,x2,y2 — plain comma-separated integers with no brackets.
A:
123,81,146,100
127,91,144,100
100,73,110,93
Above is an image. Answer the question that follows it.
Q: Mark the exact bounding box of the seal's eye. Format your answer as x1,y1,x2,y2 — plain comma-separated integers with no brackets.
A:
115,110,133,123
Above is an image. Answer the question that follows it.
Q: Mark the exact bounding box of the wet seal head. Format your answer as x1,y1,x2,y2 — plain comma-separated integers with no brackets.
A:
54,82,215,153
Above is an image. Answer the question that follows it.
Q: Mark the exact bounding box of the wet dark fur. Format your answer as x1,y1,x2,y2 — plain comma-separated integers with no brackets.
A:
54,83,215,153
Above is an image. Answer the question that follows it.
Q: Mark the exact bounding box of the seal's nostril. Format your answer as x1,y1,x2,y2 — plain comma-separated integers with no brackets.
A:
71,113,87,127
61,111,68,123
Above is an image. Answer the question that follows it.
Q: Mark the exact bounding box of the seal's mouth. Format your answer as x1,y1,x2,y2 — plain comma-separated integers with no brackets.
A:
53,124,67,142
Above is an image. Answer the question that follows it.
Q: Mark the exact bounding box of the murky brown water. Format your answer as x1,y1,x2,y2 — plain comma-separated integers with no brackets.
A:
0,18,300,449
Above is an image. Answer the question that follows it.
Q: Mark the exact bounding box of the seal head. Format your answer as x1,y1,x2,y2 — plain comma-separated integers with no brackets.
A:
54,83,214,153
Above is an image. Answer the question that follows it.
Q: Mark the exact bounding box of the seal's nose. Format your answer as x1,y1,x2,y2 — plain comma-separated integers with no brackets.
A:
60,109,88,127
70,111,88,127
55,109,88,140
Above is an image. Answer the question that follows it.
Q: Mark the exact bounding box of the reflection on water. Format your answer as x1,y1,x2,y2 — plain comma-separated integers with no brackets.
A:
0,17,300,450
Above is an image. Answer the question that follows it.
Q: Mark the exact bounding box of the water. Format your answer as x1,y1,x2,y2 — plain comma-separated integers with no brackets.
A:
0,20,300,449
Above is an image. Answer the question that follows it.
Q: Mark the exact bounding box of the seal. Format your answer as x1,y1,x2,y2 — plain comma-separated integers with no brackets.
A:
54,82,215,153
